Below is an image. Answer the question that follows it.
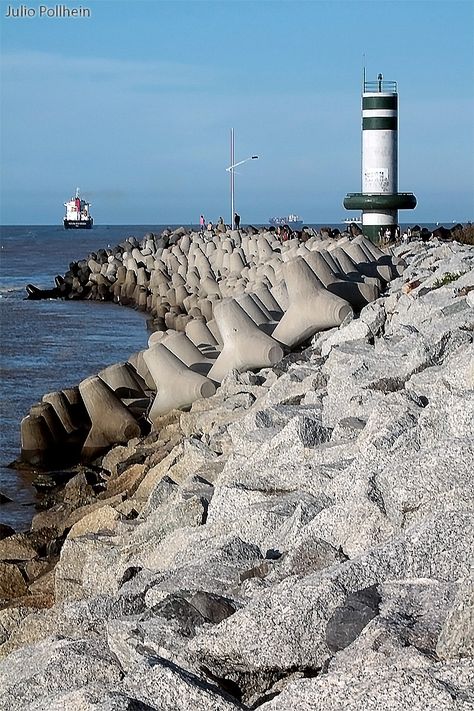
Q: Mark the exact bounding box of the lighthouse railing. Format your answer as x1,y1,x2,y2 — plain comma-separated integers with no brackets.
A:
364,80,397,93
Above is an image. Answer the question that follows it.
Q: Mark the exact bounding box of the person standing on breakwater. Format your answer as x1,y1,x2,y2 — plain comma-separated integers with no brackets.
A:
199,215,206,233
234,213,241,229
217,216,226,233
203,222,213,241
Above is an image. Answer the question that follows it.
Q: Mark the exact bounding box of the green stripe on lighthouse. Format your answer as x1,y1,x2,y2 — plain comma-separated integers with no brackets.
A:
362,117,397,130
362,96,398,110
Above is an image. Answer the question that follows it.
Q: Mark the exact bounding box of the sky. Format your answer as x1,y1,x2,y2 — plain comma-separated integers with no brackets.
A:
0,0,473,225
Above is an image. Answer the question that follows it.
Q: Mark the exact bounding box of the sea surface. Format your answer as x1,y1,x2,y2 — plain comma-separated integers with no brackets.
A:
0,221,446,531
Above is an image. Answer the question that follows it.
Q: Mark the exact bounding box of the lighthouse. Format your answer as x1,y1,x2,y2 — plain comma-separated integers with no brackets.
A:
344,74,416,243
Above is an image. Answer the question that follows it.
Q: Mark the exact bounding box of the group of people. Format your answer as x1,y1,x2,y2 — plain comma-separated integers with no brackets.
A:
377,226,411,245
274,224,291,242
377,225,415,245
199,213,241,233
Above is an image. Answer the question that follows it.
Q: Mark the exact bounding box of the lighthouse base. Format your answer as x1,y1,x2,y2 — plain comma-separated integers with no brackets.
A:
362,211,397,244
343,192,417,244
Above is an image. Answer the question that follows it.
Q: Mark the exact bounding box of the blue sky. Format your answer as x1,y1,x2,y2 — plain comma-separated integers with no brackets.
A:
1,0,473,224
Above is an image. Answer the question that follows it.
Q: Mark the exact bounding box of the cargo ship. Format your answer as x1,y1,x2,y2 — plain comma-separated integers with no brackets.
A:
64,189,93,229
269,214,303,230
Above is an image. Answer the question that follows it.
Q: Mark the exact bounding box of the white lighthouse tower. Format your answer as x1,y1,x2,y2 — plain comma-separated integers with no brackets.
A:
344,73,416,243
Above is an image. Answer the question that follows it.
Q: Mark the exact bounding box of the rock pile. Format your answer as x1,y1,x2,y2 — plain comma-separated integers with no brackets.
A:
1,235,473,709
20,227,401,469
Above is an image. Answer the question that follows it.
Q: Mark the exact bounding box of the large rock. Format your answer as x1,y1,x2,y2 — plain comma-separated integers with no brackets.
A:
257,659,474,710
0,637,124,710
189,509,474,701
55,490,207,602
437,575,474,659
206,486,327,553
139,532,264,601
0,562,28,601
67,504,123,539
122,657,242,710
377,577,457,655
30,687,155,710
320,318,370,358
0,531,51,561
325,584,381,653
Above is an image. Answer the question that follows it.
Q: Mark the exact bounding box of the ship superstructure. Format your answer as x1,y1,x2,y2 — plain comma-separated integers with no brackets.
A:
64,188,93,229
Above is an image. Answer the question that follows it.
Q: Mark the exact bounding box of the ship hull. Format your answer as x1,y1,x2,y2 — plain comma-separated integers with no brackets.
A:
64,218,93,230
269,219,303,230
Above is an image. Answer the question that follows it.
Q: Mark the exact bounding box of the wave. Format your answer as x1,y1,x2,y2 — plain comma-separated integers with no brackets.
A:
0,284,26,295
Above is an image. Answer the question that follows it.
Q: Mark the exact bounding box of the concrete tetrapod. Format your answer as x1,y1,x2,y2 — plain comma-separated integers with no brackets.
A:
342,242,393,283
79,376,141,461
129,351,157,391
98,362,147,399
61,387,88,429
207,319,223,346
250,284,283,319
328,246,361,280
207,299,284,383
303,250,378,309
353,234,407,276
317,248,343,276
20,414,55,467
235,293,272,327
185,318,219,350
148,331,166,347
270,282,290,311
160,331,213,375
143,343,216,425
29,402,68,445
350,236,380,262
42,391,77,434
272,257,353,348
353,234,385,259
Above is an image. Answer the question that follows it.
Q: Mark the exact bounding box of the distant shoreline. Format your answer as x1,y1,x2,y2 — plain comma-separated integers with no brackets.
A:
1,221,472,230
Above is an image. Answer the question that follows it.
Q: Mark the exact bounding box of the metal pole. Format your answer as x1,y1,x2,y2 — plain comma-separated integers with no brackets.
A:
230,128,235,229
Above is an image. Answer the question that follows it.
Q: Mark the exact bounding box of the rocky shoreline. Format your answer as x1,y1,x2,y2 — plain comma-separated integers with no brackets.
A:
0,225,473,709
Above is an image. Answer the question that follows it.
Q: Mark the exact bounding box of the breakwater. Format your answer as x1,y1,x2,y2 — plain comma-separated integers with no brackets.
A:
18,224,399,471
0,225,473,709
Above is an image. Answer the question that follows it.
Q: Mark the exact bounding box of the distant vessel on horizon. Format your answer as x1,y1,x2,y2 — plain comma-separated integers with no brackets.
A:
64,189,93,229
269,214,303,229
343,217,362,225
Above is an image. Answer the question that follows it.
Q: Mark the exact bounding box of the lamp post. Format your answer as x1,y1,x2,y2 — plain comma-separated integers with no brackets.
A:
226,128,259,229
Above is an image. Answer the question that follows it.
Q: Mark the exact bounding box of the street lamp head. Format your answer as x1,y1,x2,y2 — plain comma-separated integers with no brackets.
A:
226,154,260,172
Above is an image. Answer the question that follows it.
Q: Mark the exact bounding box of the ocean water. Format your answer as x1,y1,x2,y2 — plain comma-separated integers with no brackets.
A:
0,224,179,531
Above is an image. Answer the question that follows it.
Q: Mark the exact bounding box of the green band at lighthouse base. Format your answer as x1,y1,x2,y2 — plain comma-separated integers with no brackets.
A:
362,224,394,244
344,193,417,211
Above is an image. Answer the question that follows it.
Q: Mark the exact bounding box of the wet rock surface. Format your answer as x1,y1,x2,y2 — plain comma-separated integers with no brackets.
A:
1,232,473,709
